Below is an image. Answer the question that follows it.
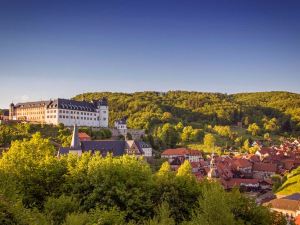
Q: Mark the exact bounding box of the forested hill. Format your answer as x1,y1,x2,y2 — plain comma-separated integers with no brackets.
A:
73,91,300,133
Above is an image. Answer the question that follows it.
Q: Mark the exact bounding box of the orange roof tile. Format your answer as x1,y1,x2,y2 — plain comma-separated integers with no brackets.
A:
161,148,202,156
253,162,277,172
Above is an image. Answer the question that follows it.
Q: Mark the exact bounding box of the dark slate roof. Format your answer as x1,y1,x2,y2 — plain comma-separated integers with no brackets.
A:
283,193,300,201
58,140,152,156
47,99,97,112
115,118,127,124
15,101,50,108
81,140,126,156
137,141,151,149
59,147,72,155
99,97,108,106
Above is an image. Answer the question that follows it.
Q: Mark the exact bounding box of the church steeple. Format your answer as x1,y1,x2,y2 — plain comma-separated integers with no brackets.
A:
207,153,219,179
70,124,81,149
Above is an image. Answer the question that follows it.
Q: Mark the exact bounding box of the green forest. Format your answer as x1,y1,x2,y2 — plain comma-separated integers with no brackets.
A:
0,134,287,225
73,91,300,153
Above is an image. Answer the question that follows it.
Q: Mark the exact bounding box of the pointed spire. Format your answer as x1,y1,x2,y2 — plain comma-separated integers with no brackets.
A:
70,124,80,149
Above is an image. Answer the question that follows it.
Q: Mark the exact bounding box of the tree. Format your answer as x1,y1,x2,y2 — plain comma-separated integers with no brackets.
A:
162,112,173,122
88,208,126,225
186,182,235,225
157,162,172,177
0,133,67,209
203,133,216,148
157,123,179,148
243,116,249,126
243,139,250,152
264,132,270,140
175,122,184,132
213,125,232,138
177,160,193,179
247,123,260,136
191,129,204,142
248,145,260,154
264,118,279,133
181,126,194,143
63,212,89,225
44,195,79,225
143,202,175,225
66,154,154,221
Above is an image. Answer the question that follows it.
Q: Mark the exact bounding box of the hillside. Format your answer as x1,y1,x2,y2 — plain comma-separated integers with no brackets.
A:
277,166,300,195
73,91,300,132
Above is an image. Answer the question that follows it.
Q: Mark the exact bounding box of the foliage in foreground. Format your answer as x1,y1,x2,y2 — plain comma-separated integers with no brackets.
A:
0,134,288,225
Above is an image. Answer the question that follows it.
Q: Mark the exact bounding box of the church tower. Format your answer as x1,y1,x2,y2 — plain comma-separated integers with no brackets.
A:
70,124,81,149
207,153,219,179
9,103,15,120
69,124,82,156
98,97,109,128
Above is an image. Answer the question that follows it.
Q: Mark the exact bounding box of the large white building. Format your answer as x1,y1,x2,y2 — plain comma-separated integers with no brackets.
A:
9,98,109,128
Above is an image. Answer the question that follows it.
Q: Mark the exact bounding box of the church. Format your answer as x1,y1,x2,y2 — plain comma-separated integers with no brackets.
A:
58,124,152,157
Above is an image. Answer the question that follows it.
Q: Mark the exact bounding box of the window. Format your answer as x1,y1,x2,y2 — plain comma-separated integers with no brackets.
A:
103,111,106,113
103,118,106,120
59,115,62,118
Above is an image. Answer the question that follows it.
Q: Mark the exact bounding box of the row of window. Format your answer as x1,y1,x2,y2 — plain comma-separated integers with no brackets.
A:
46,110,107,116
46,115,107,121
17,111,43,115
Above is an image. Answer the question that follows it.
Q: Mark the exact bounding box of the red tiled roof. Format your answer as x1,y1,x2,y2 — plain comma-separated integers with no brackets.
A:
265,198,300,212
161,148,201,156
295,216,300,225
78,132,91,140
233,158,252,168
253,162,277,173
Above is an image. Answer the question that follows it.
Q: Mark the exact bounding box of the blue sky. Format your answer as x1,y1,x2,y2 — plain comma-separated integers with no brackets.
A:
0,0,299,108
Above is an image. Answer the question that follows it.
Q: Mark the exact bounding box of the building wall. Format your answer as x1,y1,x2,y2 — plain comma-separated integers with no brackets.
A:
253,171,275,180
142,147,152,157
14,106,46,123
10,100,109,128
99,106,109,127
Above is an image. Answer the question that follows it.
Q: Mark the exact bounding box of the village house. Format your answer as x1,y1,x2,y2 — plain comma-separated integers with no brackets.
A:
161,148,203,163
253,162,277,179
264,193,300,221
232,158,253,178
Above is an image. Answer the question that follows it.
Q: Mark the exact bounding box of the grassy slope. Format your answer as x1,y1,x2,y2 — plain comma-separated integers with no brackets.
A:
277,167,300,195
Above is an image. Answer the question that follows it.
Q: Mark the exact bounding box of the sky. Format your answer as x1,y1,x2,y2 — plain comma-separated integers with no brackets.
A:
0,0,299,108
